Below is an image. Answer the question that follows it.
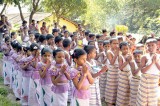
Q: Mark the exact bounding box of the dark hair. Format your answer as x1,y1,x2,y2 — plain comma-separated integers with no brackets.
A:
52,29,58,34
32,20,35,23
23,46,30,53
39,35,46,43
53,49,63,58
63,39,71,48
102,29,107,33
72,49,86,59
119,41,128,49
30,43,39,51
22,20,27,25
11,41,18,49
46,34,54,40
110,31,115,37
89,33,95,38
88,40,95,45
118,32,123,35
96,34,101,39
84,45,95,54
34,33,40,40
85,31,89,36
11,32,16,38
64,30,69,34
5,36,10,42
103,40,110,46
41,47,52,56
55,36,63,44
17,43,22,52
133,50,143,55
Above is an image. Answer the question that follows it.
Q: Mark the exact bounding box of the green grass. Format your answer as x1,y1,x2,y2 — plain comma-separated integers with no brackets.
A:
0,94,20,106
0,88,8,96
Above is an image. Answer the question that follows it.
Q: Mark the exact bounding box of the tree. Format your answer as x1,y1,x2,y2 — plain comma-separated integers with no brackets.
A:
42,0,87,24
14,0,26,21
28,0,40,24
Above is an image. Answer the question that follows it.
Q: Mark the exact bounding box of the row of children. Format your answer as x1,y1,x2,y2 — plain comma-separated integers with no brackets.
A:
1,28,160,106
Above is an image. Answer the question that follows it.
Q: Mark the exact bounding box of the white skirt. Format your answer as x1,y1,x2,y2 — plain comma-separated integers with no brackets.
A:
15,70,22,99
28,78,41,106
52,91,68,106
71,97,89,106
40,84,52,106
21,77,30,105
3,60,10,85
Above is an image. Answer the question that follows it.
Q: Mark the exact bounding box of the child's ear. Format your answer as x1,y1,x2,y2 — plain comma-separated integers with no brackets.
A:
74,58,77,63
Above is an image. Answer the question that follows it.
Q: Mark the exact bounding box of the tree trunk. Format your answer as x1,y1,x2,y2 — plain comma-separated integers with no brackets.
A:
0,3,7,16
29,11,35,24
17,2,25,21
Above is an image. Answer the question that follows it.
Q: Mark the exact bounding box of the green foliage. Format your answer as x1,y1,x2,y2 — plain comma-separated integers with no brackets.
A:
42,0,87,22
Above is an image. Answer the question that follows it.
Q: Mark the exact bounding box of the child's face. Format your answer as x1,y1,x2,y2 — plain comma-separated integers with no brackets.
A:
74,54,87,66
89,48,97,59
13,34,17,39
55,51,65,64
134,54,141,63
57,40,63,47
29,34,35,41
42,52,51,63
131,38,136,44
104,44,110,51
121,45,129,55
118,38,123,44
48,38,54,45
111,40,119,49
5,40,10,45
43,40,47,45
90,36,95,41
27,50,31,56
54,32,58,36
147,42,157,53
98,42,103,50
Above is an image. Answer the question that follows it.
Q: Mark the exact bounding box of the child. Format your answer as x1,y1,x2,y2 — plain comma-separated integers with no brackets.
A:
84,45,108,106
63,38,72,66
105,38,119,106
70,49,94,106
63,39,73,102
39,35,47,50
129,50,142,106
27,43,41,106
12,43,23,100
136,38,160,106
34,33,40,43
2,36,12,86
38,47,53,106
54,36,63,49
99,40,110,101
49,49,71,106
96,40,105,64
11,32,17,42
116,42,132,105
46,34,55,50
20,46,32,105
26,33,36,47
